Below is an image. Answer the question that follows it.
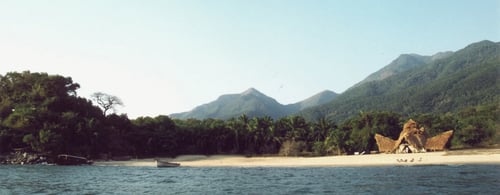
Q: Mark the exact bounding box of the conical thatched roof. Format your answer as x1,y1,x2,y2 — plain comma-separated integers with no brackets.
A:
374,134,396,153
425,130,454,151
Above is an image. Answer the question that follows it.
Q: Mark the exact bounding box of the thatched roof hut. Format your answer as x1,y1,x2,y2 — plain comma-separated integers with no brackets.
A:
374,119,453,153
392,119,427,153
425,130,454,151
374,134,396,153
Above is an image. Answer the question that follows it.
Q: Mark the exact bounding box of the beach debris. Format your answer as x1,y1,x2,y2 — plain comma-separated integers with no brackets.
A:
396,158,421,163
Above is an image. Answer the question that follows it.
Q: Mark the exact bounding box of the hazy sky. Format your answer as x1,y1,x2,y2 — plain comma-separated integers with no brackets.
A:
1,0,499,118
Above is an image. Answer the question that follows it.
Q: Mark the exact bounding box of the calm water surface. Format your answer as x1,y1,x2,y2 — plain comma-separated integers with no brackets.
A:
0,164,499,194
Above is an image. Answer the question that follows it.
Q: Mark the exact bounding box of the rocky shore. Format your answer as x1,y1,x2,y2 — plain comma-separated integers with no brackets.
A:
0,151,50,165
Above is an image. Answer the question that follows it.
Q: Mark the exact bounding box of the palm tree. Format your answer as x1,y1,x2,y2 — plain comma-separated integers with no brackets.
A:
311,117,334,142
248,116,275,154
226,118,240,153
325,127,349,155
237,114,250,153
260,116,280,153
286,116,309,142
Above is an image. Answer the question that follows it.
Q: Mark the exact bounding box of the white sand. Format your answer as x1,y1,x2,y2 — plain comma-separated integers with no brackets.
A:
93,149,500,167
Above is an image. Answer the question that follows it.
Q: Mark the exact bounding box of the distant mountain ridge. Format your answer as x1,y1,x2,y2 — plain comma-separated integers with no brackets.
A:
170,88,338,120
171,40,497,121
300,40,500,122
285,90,338,111
352,51,453,88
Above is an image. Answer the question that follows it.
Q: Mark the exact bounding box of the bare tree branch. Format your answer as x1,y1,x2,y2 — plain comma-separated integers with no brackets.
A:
91,92,124,115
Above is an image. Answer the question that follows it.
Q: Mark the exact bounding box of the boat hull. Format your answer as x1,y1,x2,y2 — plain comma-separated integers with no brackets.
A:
55,154,92,165
156,160,180,168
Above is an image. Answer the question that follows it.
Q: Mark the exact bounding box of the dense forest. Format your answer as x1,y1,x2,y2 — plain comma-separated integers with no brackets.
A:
300,40,499,122
0,71,498,159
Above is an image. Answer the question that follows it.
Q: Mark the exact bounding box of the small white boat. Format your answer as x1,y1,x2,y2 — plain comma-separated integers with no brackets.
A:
155,159,180,168
56,154,93,165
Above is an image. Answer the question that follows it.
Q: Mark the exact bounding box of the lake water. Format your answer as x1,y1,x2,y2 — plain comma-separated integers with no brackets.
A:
0,164,499,194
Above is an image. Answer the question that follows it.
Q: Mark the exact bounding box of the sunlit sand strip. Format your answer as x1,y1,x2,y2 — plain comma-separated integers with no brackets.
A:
93,150,500,167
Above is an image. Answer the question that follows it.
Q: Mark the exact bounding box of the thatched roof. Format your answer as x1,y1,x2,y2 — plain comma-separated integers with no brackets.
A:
374,134,396,153
425,130,454,151
390,119,426,153
374,119,454,153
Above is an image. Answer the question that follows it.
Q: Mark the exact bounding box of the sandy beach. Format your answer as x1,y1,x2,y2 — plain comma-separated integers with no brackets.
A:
94,148,500,167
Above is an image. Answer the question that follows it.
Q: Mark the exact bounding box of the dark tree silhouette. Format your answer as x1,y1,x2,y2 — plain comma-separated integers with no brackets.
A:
91,92,124,115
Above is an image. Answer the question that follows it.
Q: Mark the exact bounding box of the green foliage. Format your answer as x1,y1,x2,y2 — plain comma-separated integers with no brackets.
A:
129,115,178,156
21,129,62,154
0,71,104,156
300,41,500,122
411,113,457,137
324,128,348,155
1,65,497,159
38,129,62,153
283,116,309,142
353,54,433,88
22,134,36,151
171,89,337,120
451,104,498,147
338,111,402,153
457,125,490,146
312,141,327,156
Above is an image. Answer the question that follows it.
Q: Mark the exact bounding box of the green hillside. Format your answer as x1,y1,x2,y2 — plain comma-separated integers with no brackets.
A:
351,53,432,88
170,88,287,119
351,51,454,88
285,90,338,111
170,88,337,120
300,40,500,122
2,41,498,160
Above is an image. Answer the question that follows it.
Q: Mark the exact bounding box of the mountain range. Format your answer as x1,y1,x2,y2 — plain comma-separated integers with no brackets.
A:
171,40,499,121
170,88,338,120
300,40,499,121
351,51,453,88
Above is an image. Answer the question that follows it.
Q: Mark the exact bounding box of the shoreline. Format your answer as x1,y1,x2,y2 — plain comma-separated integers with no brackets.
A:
93,148,500,168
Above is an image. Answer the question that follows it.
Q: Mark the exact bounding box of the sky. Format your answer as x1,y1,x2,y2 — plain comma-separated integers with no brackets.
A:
1,0,499,118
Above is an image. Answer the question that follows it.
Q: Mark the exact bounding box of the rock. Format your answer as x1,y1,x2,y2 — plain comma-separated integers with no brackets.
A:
0,155,6,164
2,151,49,165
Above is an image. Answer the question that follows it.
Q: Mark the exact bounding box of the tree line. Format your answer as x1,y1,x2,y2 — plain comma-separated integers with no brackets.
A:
0,71,497,159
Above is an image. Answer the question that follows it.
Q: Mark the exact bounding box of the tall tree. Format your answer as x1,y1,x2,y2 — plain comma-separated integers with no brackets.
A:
91,92,124,115
0,71,103,156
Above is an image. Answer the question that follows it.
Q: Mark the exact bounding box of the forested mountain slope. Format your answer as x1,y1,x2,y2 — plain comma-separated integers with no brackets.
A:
300,40,500,122
171,88,337,120
285,90,338,111
352,52,453,88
